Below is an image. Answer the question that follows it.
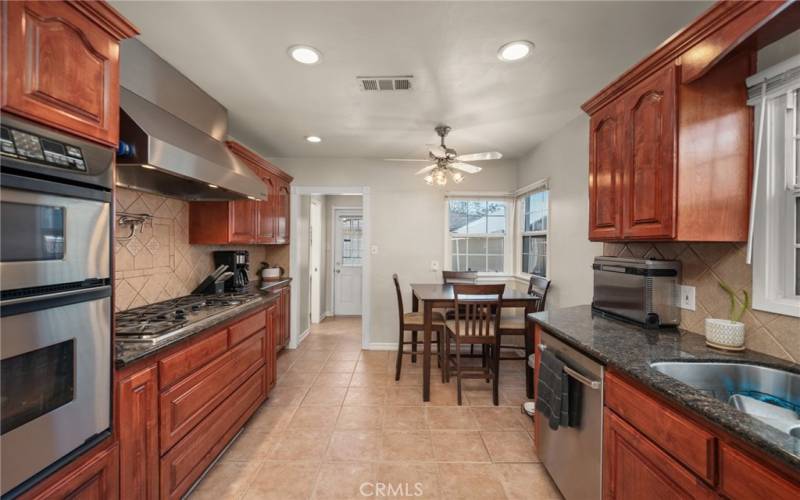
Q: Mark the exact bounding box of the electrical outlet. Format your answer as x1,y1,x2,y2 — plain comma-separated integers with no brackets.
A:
430,260,440,272
679,285,696,311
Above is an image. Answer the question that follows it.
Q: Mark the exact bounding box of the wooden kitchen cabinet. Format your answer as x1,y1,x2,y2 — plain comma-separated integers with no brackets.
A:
277,285,291,349
117,366,159,500
21,444,120,500
0,0,137,147
266,302,279,389
581,1,799,242
604,409,716,500
719,443,800,500
188,143,292,245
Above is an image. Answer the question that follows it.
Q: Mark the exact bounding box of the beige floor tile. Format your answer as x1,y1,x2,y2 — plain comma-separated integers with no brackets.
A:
350,372,388,387
267,385,310,407
354,360,388,373
375,463,442,499
494,463,562,500
389,371,424,386
343,386,387,406
461,388,511,406
470,407,525,431
425,407,479,430
329,350,361,361
298,350,334,361
191,461,260,500
326,430,381,461
268,429,332,461
321,359,358,373
288,405,341,430
360,351,390,361
382,406,427,430
500,387,529,407
381,431,434,462
242,462,320,500
438,463,508,500
302,386,348,406
313,372,354,388
222,429,279,462
313,462,376,500
386,386,425,406
279,369,319,388
247,405,297,433
431,431,491,462
424,386,459,406
336,406,384,430
480,431,538,463
291,357,326,373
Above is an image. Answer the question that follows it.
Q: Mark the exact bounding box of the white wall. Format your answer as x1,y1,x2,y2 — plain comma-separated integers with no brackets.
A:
516,115,601,309
275,157,518,346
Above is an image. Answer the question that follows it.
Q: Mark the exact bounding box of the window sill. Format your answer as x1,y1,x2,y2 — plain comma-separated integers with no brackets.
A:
752,297,800,318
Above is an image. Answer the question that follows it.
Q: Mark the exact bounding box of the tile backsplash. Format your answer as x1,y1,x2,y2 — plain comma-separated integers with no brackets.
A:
114,187,268,311
603,242,799,362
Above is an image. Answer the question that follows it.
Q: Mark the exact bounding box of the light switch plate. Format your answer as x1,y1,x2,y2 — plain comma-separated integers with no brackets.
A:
370,245,378,255
678,285,696,311
430,260,440,272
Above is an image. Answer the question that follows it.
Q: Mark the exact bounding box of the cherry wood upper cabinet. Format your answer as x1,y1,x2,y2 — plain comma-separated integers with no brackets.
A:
1,1,138,147
257,176,276,243
588,102,623,240
275,182,291,244
621,64,677,239
582,0,799,242
229,200,258,244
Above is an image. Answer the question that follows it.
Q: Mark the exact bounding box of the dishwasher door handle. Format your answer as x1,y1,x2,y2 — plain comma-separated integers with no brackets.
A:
538,343,602,390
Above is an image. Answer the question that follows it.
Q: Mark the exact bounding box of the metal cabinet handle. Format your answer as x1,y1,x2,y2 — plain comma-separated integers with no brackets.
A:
537,343,601,390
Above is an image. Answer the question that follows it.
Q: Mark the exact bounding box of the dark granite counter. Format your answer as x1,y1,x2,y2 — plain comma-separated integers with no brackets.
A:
529,304,800,470
115,291,280,368
259,277,292,291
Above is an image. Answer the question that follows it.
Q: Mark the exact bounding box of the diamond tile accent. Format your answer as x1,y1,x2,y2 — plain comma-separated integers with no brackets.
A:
145,237,160,255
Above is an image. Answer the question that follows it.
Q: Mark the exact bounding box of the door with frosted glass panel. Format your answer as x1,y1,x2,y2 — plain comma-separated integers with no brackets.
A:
333,210,363,315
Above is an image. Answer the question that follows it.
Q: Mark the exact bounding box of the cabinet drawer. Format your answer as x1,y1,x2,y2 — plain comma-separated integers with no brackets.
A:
23,444,119,500
605,372,716,484
159,329,228,389
229,309,266,346
160,369,266,500
719,443,800,500
159,331,265,453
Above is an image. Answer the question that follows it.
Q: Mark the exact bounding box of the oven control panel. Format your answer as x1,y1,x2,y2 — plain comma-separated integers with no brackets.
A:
1,125,86,172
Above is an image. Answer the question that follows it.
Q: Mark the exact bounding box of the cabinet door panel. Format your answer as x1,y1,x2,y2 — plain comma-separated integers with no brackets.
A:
719,443,800,500
1,1,122,146
257,176,276,243
622,65,677,239
118,366,159,500
24,444,120,500
229,200,257,243
604,409,715,500
276,183,290,244
589,103,623,240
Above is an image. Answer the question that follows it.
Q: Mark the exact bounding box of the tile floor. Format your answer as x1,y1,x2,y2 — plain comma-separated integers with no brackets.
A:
190,317,562,499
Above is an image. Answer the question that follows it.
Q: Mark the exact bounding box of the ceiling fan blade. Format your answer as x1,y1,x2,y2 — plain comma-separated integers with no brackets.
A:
414,164,438,175
450,162,482,174
427,144,447,158
384,158,432,162
456,151,503,162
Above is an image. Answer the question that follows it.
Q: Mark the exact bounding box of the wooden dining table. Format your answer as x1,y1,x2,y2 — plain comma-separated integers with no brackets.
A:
410,283,542,402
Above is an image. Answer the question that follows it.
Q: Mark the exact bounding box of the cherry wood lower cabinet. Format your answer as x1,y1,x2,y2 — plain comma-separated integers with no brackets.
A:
277,285,291,350
19,443,120,500
604,370,800,500
116,303,277,499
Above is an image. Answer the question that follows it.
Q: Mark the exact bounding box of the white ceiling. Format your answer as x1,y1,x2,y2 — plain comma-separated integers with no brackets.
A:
112,1,710,160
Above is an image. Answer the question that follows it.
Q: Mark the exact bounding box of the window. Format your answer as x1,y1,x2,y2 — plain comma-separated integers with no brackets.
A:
749,59,800,317
517,184,549,277
447,199,507,272
338,214,363,266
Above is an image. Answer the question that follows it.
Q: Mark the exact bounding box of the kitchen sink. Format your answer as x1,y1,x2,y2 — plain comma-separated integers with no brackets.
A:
649,361,800,434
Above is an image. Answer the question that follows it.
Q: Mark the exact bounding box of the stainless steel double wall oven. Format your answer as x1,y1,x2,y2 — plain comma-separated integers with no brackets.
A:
0,115,113,497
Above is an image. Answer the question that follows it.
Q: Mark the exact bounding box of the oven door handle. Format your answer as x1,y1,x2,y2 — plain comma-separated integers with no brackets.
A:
0,285,111,317
538,343,602,390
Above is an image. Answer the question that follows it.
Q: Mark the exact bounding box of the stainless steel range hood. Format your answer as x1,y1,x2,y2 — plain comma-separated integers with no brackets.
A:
115,40,266,201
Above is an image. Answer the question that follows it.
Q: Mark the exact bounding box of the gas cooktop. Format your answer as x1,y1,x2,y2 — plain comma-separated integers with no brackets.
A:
115,292,260,343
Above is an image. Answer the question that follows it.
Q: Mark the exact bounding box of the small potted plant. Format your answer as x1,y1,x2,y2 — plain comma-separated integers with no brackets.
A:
705,281,749,351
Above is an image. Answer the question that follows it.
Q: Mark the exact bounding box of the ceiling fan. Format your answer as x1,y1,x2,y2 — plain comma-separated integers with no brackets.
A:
386,125,502,186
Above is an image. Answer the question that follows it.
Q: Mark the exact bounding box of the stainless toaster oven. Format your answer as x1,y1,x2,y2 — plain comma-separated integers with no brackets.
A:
592,256,681,327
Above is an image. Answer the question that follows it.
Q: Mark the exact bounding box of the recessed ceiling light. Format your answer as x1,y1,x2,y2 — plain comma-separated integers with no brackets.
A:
208,184,218,189
288,45,321,65
305,135,322,143
497,40,534,62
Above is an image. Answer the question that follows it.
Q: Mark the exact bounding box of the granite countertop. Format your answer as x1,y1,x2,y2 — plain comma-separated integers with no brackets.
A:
258,277,292,291
529,304,800,470
115,290,280,368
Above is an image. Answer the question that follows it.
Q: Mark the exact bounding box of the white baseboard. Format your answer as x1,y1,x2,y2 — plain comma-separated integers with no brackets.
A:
324,310,333,318
296,327,311,346
365,342,397,351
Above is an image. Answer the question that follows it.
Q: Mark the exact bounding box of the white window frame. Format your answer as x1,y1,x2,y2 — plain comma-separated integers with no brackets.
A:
514,180,550,279
444,195,513,276
749,56,800,317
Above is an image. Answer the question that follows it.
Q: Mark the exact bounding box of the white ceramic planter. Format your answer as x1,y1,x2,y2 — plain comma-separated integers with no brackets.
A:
705,318,745,351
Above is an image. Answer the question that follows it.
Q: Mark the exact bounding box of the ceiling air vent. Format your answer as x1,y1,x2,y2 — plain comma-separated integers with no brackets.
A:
357,75,413,92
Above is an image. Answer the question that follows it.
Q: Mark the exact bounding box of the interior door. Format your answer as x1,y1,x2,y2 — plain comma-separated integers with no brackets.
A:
333,210,363,316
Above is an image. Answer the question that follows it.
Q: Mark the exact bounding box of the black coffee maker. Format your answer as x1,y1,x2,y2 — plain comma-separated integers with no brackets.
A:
213,250,249,292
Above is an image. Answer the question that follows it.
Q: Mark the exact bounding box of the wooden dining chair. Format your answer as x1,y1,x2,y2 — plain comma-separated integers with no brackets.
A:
497,276,550,392
442,270,478,284
444,283,505,405
392,274,445,381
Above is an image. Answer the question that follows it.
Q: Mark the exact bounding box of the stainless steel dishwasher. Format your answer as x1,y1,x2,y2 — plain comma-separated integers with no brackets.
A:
537,330,604,500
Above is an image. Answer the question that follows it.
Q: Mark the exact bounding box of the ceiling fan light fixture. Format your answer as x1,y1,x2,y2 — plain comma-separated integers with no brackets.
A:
288,45,322,65
498,40,534,62
451,171,464,183
424,174,434,185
